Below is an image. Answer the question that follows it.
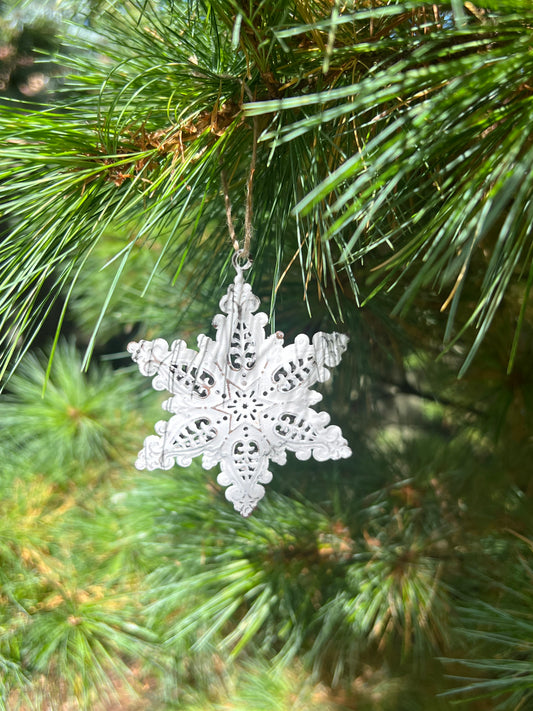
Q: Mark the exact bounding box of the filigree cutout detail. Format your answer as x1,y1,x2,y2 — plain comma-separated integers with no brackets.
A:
128,267,351,517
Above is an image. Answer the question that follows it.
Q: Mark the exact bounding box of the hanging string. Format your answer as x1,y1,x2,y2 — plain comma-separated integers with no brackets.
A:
221,169,239,254
243,110,258,260
221,90,258,263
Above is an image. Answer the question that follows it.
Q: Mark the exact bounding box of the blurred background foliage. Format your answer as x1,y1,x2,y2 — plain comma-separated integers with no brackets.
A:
0,0,532,709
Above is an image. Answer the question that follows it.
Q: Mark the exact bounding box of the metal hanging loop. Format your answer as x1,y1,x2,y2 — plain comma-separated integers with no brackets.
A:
232,249,253,278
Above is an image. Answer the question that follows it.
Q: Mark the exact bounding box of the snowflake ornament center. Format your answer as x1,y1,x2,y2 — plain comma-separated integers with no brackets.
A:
220,384,266,429
128,259,352,517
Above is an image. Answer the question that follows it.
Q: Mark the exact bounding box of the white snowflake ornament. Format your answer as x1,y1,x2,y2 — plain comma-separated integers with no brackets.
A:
128,256,351,517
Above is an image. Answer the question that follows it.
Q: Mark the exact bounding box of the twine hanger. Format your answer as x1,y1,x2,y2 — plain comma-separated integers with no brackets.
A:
221,90,258,266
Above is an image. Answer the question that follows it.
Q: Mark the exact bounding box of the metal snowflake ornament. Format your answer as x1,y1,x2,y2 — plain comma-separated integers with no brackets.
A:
128,255,351,517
